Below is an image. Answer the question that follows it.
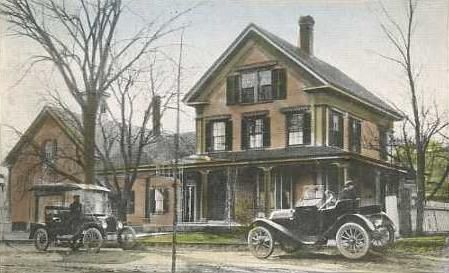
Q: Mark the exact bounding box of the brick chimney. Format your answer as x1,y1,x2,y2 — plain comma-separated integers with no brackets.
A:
152,95,161,136
298,15,315,55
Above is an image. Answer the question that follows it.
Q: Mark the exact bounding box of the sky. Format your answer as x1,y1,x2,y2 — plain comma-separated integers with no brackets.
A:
0,0,448,161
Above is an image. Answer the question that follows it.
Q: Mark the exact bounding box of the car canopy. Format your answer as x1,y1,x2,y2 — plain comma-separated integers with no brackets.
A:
29,183,111,194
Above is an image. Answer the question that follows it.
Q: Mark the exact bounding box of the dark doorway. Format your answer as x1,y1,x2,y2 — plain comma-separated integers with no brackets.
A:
207,171,227,220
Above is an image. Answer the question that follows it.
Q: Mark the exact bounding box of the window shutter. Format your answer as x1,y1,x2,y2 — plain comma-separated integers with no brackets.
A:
225,119,233,151
52,140,58,161
348,118,353,151
226,75,240,105
286,113,291,146
149,188,155,214
338,114,344,148
303,112,311,144
263,116,271,147
241,118,248,150
328,111,334,146
163,188,169,213
272,69,287,100
205,121,212,152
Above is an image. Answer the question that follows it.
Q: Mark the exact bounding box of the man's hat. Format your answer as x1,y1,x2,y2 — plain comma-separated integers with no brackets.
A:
344,180,354,186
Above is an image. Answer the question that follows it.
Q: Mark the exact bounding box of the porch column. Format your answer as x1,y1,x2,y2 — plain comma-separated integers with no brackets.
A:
199,170,209,221
375,169,382,205
262,167,273,217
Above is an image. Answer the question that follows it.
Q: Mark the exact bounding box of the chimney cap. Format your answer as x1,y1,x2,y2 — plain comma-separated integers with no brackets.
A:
299,15,315,25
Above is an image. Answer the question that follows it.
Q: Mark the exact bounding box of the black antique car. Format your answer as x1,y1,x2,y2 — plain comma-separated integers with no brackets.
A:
29,183,137,253
247,185,395,259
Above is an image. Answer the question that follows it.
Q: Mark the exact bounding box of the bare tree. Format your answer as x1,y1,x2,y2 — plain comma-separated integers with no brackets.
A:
0,0,189,185
378,0,449,233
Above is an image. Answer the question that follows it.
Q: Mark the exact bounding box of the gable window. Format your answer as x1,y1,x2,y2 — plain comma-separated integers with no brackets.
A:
241,115,270,149
287,111,311,146
328,110,344,148
226,68,286,105
205,118,233,152
349,118,362,153
42,139,57,165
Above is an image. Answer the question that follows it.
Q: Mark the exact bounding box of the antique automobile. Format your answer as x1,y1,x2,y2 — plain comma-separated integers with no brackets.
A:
29,183,137,253
247,185,395,259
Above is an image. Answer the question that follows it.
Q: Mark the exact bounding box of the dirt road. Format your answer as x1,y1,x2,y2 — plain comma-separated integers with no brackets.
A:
1,243,448,273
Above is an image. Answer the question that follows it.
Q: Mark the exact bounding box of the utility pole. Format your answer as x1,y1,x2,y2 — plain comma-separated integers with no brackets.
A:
171,28,184,273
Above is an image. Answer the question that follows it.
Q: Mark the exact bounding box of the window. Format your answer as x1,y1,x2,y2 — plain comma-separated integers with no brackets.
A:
287,111,311,146
241,115,270,149
127,191,135,214
272,173,293,209
205,119,232,152
379,127,389,160
148,188,168,214
349,118,362,153
226,68,286,105
42,140,57,165
328,110,344,148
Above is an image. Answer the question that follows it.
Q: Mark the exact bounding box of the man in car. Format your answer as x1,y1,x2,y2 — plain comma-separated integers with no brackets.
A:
69,195,82,233
339,180,357,200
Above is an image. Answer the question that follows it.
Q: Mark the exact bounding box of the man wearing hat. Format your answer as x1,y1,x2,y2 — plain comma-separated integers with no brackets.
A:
69,195,82,232
339,180,357,200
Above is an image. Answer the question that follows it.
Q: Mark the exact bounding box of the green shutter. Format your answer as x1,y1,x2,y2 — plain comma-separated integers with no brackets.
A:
225,119,233,151
303,112,311,145
272,69,287,100
241,118,248,150
149,188,155,214
205,121,212,152
263,116,271,147
163,189,169,213
226,75,240,105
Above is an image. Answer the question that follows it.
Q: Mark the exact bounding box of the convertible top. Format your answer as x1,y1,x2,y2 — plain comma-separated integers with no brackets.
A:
29,183,110,193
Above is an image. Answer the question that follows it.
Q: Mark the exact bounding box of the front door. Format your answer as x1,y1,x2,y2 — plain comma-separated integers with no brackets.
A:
207,171,226,220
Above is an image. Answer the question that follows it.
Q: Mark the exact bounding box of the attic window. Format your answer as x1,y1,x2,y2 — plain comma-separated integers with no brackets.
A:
226,68,286,105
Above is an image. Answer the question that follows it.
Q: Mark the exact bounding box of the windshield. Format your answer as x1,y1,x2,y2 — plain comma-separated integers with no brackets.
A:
295,185,325,207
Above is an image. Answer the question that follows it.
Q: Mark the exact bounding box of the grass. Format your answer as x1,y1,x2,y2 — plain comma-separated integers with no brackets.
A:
389,236,447,255
138,231,246,245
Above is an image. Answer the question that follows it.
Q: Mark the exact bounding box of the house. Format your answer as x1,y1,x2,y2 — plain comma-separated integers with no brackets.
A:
179,16,407,229
3,105,195,230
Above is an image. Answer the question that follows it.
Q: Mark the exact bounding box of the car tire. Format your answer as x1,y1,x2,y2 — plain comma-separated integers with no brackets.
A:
118,226,137,250
83,227,103,253
336,222,370,259
371,224,395,251
34,228,50,251
247,226,274,259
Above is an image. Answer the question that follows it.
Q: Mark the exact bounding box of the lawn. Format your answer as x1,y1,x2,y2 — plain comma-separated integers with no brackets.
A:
138,231,246,245
389,236,447,255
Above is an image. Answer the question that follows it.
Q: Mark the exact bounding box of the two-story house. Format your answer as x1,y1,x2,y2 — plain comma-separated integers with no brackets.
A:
180,16,407,227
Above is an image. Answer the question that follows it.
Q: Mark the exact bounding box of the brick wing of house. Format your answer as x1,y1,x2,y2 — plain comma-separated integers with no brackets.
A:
181,16,407,228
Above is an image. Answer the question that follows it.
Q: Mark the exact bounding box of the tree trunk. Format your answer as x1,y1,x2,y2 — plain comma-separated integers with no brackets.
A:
415,150,426,234
83,93,98,185
118,194,128,223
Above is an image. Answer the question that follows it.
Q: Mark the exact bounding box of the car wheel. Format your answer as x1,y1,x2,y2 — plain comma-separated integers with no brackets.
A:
34,228,50,251
279,241,300,253
336,222,370,259
118,226,137,250
83,227,103,253
371,224,394,251
247,226,274,259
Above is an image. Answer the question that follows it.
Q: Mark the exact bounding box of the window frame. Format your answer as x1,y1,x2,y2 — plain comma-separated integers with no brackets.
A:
349,117,362,153
328,109,344,148
286,111,311,146
241,115,270,150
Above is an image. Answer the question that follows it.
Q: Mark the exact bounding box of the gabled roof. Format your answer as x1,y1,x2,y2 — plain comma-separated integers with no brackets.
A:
183,23,402,120
3,106,196,167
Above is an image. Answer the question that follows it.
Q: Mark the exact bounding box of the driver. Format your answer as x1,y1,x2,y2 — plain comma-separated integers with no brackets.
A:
69,195,82,232
339,180,357,200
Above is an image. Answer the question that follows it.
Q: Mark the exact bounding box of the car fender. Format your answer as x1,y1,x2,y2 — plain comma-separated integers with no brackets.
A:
29,223,46,239
325,214,376,237
379,212,396,231
250,218,301,243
